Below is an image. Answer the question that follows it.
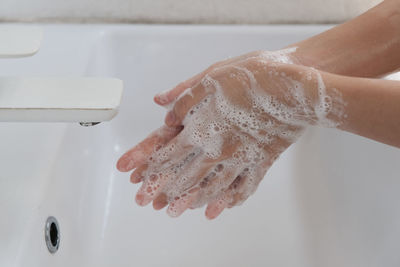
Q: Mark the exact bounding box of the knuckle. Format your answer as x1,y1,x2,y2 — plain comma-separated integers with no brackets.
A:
244,56,265,69
204,65,230,82
174,96,189,119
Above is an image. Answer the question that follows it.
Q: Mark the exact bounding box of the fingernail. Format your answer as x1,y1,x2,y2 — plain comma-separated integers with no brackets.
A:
135,194,145,206
205,209,215,220
206,208,222,220
167,204,183,218
153,200,168,210
165,111,176,126
117,155,135,172
153,193,168,210
205,201,226,220
130,173,143,184
155,90,169,105
136,191,154,206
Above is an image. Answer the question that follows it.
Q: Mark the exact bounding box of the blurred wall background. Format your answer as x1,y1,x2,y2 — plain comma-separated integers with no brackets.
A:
0,0,382,24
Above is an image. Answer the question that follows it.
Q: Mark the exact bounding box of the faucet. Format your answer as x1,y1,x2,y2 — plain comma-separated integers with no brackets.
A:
0,26,123,126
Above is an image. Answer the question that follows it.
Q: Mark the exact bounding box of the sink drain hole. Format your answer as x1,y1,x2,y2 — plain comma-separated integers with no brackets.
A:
45,216,60,254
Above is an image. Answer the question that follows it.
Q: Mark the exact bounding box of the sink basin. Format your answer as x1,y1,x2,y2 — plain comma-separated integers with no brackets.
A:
0,24,399,267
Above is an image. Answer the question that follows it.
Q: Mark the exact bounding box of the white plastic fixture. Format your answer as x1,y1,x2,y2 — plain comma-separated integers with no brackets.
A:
0,26,123,123
0,26,43,58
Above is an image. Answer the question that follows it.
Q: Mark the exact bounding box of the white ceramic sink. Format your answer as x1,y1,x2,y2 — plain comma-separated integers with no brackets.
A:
0,24,399,267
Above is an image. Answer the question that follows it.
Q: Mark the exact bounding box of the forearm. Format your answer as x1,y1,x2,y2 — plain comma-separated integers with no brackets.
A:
291,0,400,78
322,72,400,147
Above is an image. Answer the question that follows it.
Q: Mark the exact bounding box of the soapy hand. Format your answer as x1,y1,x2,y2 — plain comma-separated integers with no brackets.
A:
117,50,346,219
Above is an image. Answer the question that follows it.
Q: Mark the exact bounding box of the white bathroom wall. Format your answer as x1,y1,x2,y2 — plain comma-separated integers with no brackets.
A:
0,0,382,24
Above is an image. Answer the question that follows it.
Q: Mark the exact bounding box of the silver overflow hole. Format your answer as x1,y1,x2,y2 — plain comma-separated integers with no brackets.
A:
45,216,60,254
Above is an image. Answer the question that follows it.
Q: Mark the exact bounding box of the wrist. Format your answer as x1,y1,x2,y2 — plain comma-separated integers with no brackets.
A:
285,65,347,128
263,63,345,128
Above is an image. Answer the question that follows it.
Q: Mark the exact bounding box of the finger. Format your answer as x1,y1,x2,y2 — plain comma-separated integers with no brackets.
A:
205,195,229,220
160,152,216,204
227,161,273,208
186,137,245,209
225,170,250,208
164,80,214,127
162,152,227,211
203,167,250,219
154,53,259,106
154,62,226,106
117,125,182,172
154,80,195,106
135,172,167,206
130,164,148,184
135,160,186,207
199,145,271,212
189,162,240,209
153,193,168,210
135,142,199,206
226,170,252,208
167,188,200,217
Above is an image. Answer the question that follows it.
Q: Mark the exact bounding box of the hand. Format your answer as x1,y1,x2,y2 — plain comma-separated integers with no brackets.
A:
117,0,400,219
117,50,346,219
117,49,301,177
